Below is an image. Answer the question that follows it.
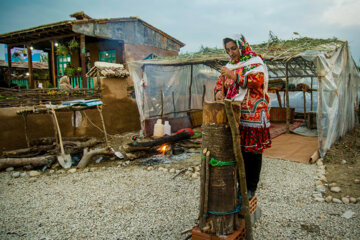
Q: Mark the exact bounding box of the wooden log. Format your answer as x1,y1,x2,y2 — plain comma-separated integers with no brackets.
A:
0,155,56,170
224,99,253,240
199,101,240,235
2,145,55,157
276,90,282,108
77,147,113,169
127,131,191,149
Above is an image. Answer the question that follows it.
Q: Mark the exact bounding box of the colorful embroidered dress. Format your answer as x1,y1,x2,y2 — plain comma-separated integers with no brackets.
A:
215,35,271,153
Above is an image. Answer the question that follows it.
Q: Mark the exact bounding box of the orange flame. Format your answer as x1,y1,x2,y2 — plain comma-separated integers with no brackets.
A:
160,144,168,155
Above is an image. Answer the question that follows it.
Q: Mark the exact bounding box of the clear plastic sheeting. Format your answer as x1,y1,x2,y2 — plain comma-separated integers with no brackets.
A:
307,43,360,156
128,62,218,131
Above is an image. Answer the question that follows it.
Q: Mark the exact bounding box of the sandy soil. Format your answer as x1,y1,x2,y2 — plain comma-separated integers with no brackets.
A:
323,126,360,199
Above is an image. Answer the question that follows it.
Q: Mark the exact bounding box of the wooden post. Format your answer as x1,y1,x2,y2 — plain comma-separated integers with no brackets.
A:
303,89,306,119
276,90,282,108
80,35,87,88
160,89,164,118
224,99,253,240
199,101,242,236
172,91,176,117
318,76,323,155
27,45,34,89
50,40,56,87
7,45,12,86
285,61,290,133
188,64,193,110
310,77,313,111
202,84,206,105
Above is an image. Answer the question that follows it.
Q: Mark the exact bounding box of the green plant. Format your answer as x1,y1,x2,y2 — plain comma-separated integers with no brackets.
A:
56,44,69,56
65,67,77,76
77,67,82,73
47,82,54,88
68,39,79,50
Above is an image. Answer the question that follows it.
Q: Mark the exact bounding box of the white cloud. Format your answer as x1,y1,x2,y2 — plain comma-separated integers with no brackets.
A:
322,0,360,26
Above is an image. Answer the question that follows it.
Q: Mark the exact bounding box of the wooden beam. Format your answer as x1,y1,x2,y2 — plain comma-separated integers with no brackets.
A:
310,77,313,111
50,40,56,87
27,45,34,89
80,34,87,88
7,33,79,48
7,45,12,86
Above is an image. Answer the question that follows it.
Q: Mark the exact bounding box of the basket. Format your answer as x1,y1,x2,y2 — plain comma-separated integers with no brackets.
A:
188,110,203,127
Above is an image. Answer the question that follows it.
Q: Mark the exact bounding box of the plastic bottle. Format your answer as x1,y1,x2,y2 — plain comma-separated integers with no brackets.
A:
164,121,171,136
153,119,164,137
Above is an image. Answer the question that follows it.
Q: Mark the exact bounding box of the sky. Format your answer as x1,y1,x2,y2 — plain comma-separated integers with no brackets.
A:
0,0,359,64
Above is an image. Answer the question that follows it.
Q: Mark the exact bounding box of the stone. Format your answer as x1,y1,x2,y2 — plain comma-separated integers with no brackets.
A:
24,165,33,170
316,185,326,193
314,197,324,202
313,192,322,198
49,170,55,174
29,178,37,183
147,166,154,171
319,176,327,182
194,166,200,172
175,170,181,174
20,172,27,177
169,168,176,173
341,160,347,164
330,186,341,193
332,198,342,204
57,170,65,174
192,172,199,179
341,197,350,204
354,179,360,184
6,167,14,172
341,210,355,219
90,168,96,172
315,180,323,186
349,197,357,203
29,171,40,177
329,183,337,187
68,169,77,173
325,196,333,203
83,169,89,173
187,167,194,172
162,168,168,173
158,167,164,171
185,171,192,176
11,172,20,178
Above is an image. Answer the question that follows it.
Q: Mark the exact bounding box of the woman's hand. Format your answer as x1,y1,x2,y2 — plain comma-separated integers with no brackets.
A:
220,66,236,81
216,91,225,100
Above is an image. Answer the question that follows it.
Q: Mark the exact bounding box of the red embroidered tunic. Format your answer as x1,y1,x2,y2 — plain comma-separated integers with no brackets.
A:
215,63,271,153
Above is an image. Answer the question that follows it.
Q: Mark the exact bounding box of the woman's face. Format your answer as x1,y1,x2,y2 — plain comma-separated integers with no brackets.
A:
225,41,241,61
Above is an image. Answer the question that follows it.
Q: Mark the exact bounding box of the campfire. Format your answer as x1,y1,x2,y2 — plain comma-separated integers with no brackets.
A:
158,144,171,155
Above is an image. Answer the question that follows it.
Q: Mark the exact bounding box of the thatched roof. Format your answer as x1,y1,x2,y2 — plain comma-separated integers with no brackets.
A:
87,61,129,78
137,37,345,67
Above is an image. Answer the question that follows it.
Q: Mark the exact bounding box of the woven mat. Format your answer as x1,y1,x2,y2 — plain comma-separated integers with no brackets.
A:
264,133,318,164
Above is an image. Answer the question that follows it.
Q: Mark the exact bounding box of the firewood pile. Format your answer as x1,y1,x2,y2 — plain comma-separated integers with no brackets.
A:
0,87,101,108
87,61,130,78
0,136,108,170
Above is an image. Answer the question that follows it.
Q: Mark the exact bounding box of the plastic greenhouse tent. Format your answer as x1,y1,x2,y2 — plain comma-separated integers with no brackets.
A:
129,37,360,157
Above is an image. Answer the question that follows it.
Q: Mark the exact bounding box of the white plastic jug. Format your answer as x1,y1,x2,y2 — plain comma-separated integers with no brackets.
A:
164,121,171,136
153,119,164,137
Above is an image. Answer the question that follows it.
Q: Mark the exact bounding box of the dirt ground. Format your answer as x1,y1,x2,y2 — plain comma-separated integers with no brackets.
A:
323,126,360,199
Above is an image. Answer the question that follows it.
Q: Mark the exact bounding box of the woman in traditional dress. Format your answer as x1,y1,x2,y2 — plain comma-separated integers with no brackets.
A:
215,34,271,198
